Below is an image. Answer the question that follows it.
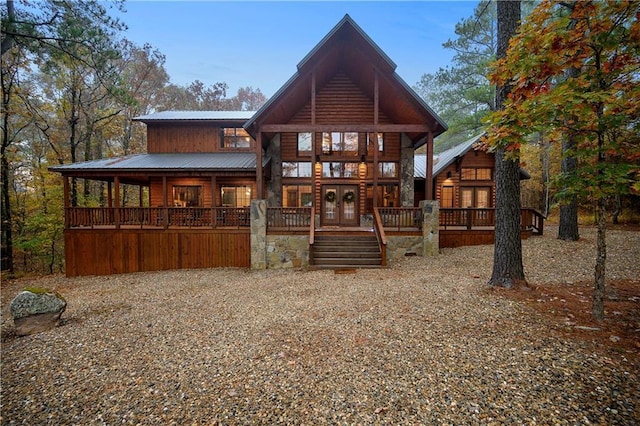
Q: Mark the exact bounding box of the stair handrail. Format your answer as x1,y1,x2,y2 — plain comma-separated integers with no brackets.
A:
373,207,387,267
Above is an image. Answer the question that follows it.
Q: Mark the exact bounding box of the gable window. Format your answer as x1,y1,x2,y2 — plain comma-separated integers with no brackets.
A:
221,185,252,207
173,185,202,207
461,167,492,180
297,132,312,156
282,162,312,178
322,132,358,155
221,127,251,149
367,132,384,153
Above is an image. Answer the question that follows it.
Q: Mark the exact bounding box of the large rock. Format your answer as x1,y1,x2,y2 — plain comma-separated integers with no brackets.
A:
10,289,67,336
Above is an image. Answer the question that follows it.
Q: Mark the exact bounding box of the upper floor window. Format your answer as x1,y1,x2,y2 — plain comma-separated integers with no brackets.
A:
378,162,398,178
282,162,312,178
221,127,251,149
322,162,359,178
461,167,492,180
367,132,384,153
297,132,312,156
322,132,358,156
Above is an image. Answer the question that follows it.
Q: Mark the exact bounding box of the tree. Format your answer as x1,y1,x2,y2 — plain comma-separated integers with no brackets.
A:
414,1,497,152
484,0,640,319
485,0,524,289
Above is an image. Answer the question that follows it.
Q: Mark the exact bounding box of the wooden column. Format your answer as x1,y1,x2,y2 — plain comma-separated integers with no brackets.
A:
425,131,434,200
373,71,379,207
256,132,263,199
107,181,113,208
114,176,121,229
162,176,168,228
311,72,317,210
211,175,216,229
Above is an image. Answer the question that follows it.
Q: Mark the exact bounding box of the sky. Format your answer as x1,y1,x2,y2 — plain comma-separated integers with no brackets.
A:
115,1,479,98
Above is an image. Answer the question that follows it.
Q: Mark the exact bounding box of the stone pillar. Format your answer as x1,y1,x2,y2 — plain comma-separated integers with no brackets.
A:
421,199,439,256
400,133,415,206
250,199,267,269
266,134,281,207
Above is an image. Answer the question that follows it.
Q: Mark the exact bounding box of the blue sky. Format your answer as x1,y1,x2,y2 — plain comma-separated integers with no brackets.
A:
117,1,478,97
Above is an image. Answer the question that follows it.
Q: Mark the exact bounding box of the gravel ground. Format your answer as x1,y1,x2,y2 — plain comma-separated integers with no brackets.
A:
1,226,639,425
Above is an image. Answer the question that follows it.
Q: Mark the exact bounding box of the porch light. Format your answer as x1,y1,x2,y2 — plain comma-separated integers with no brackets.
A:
447,171,452,178
315,155,321,164
360,155,366,164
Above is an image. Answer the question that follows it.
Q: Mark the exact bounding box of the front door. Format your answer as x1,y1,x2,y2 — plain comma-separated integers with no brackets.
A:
321,185,359,226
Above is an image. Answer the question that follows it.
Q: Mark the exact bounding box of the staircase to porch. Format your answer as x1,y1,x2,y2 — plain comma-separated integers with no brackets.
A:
310,233,383,269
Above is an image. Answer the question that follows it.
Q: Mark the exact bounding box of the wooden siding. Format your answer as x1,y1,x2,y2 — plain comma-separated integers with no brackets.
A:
440,229,532,248
146,123,255,153
64,228,250,276
149,177,256,207
433,149,495,207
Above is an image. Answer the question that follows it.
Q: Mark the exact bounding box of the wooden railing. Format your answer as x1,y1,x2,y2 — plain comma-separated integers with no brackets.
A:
266,207,312,231
377,207,423,231
439,208,544,235
65,207,250,229
372,208,388,267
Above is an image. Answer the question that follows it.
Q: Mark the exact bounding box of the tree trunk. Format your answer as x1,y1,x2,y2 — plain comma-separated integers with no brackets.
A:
593,196,606,321
489,0,524,288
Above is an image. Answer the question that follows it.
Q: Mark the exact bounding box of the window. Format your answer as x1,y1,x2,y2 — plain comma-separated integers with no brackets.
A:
367,132,384,153
282,162,312,178
322,132,358,155
322,162,359,178
173,186,202,207
283,185,313,207
221,127,251,149
461,167,492,180
297,132,312,156
441,186,454,208
221,186,252,207
378,162,398,178
461,187,491,208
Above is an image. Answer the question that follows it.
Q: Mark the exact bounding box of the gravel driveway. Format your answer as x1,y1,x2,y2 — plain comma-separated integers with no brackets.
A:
1,226,638,425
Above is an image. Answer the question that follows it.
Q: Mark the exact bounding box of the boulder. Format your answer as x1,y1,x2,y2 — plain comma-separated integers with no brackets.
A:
10,288,67,336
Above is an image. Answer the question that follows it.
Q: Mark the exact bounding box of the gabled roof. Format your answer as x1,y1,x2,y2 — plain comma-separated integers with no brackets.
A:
134,111,256,123
49,152,268,173
415,134,484,179
245,14,447,140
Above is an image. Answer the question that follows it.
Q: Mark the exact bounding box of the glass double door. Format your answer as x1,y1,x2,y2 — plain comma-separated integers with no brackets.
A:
321,185,359,226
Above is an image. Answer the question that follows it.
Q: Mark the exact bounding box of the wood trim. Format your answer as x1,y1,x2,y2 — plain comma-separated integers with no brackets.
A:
260,124,431,133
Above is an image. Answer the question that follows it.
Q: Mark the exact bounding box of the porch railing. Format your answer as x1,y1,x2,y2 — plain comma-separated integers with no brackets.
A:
266,207,312,231
439,208,544,235
378,207,423,231
65,207,250,229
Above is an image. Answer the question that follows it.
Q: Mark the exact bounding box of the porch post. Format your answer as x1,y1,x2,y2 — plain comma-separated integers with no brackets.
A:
114,176,120,229
373,71,379,207
162,176,168,228
425,131,434,200
211,175,216,229
421,199,439,256
256,132,263,199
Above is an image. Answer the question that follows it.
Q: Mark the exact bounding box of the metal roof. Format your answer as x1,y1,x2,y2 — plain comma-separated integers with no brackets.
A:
414,134,484,179
49,152,267,173
133,111,257,122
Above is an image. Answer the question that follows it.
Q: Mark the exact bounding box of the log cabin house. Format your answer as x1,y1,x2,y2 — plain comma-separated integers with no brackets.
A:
50,15,543,277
